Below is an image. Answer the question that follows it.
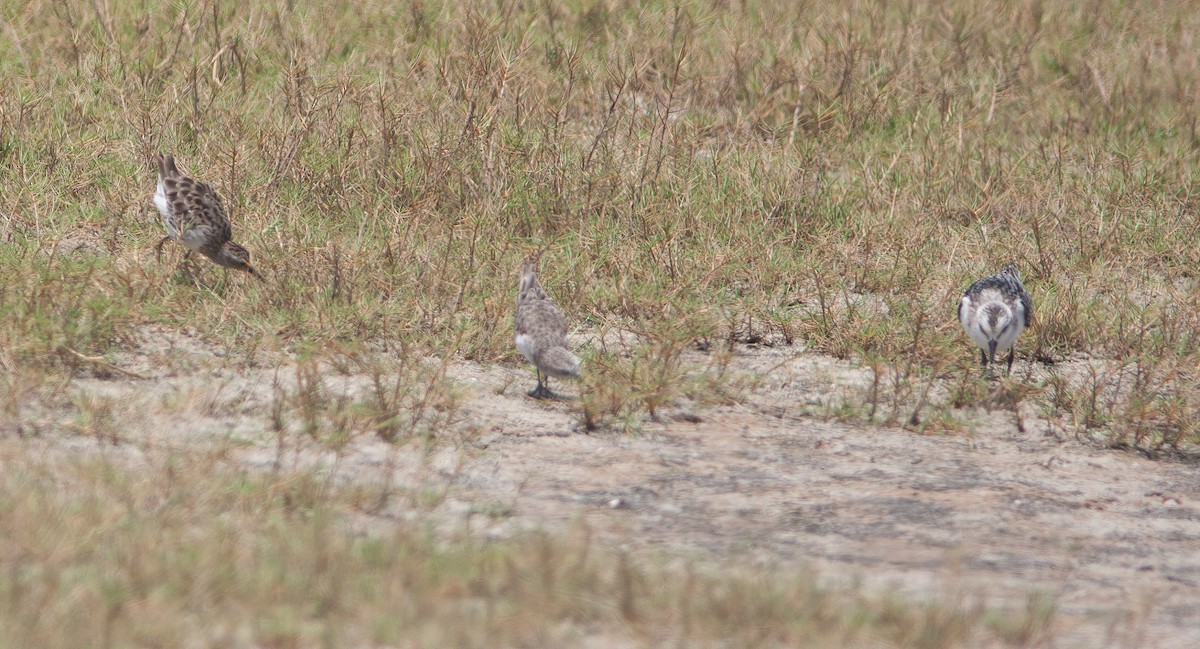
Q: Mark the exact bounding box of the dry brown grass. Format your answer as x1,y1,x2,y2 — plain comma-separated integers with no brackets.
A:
0,447,1055,649
2,0,1200,643
5,0,1200,446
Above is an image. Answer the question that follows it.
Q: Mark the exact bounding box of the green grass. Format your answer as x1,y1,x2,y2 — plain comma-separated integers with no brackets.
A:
6,0,1200,445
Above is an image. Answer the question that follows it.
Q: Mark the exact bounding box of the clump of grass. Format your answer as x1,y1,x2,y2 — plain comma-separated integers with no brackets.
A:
579,306,730,430
69,392,122,445
0,263,136,373
266,343,464,492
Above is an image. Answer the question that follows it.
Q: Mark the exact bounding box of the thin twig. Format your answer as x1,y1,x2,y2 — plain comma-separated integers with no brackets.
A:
64,348,148,380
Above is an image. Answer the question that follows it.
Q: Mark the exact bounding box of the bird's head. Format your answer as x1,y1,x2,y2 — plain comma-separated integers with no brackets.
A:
215,241,263,280
518,253,545,300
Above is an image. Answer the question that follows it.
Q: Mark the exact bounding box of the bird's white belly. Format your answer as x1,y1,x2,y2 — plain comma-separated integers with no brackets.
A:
964,320,991,351
993,320,1023,352
178,227,208,252
963,312,1024,352
153,181,178,238
515,334,536,362
961,299,990,351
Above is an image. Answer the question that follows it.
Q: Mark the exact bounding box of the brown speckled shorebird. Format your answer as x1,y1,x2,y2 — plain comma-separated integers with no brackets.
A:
515,256,580,399
152,153,261,279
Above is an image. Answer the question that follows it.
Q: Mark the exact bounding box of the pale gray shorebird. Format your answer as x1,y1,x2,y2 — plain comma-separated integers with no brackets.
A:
515,257,580,399
958,262,1033,374
152,153,261,279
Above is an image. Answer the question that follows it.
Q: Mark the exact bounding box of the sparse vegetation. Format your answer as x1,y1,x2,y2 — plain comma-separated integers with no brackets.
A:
0,451,1052,649
3,0,1200,644
5,0,1200,445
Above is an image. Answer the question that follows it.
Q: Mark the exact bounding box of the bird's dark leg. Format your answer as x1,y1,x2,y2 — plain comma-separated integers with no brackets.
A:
528,369,552,400
1006,348,1015,375
178,249,201,286
154,236,171,263
980,350,988,368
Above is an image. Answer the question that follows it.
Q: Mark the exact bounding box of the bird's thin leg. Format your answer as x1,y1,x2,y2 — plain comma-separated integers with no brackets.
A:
980,350,988,368
1006,348,1015,375
528,369,549,399
178,250,201,285
154,236,171,263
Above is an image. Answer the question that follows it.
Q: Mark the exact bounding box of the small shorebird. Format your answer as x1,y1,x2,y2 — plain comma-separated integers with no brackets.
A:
152,153,261,279
958,262,1033,374
515,256,580,399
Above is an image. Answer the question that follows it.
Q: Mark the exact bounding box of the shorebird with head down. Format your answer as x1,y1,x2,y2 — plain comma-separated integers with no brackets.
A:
152,153,262,279
958,262,1033,374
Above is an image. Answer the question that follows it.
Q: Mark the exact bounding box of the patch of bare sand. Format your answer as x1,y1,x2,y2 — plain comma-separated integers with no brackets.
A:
18,330,1200,648
425,347,1200,648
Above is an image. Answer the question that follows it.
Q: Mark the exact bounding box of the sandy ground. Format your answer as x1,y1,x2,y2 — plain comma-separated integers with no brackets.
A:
14,326,1200,648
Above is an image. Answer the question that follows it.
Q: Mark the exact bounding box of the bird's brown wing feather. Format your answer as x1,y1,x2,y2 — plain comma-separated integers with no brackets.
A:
164,177,232,243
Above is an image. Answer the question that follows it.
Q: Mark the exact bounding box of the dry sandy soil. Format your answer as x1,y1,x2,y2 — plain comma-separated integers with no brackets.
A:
19,326,1200,648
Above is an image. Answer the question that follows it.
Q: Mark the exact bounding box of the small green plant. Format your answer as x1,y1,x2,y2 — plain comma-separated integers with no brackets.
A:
70,393,121,445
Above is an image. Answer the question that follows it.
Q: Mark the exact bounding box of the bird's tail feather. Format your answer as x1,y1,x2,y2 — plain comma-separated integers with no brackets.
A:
540,347,580,378
155,153,178,177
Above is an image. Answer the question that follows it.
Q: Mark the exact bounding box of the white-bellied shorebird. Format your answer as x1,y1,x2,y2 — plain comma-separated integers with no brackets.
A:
958,262,1033,374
